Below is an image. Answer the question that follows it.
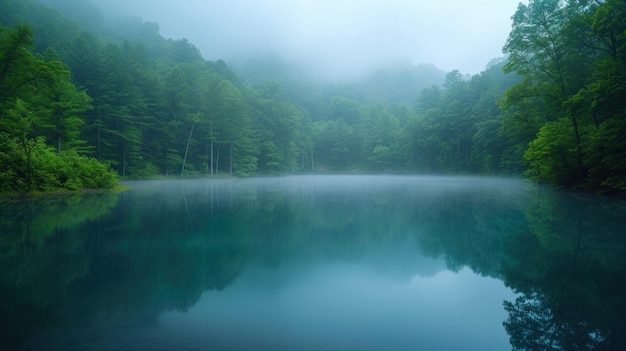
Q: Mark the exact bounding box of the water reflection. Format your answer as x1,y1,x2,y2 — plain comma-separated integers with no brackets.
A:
0,176,624,350
501,187,626,350
0,192,120,350
154,266,513,351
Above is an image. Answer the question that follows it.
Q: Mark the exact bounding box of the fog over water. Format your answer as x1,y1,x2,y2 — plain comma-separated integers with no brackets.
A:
3,175,626,350
92,0,523,80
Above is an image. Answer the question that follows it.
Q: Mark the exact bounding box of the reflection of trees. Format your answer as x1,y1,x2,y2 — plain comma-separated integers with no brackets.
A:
504,292,608,350
0,192,120,350
0,177,542,349
0,182,255,350
0,192,120,246
502,188,626,350
1,178,467,349
2,178,626,350
0,193,119,290
409,182,531,277
243,179,427,263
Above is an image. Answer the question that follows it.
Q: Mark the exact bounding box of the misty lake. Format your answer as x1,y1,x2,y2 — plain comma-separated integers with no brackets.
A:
1,175,625,350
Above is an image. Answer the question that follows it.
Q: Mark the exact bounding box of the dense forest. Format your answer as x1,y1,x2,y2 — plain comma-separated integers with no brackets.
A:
0,0,624,195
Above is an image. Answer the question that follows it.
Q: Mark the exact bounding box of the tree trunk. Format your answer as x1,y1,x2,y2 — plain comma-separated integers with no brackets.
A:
571,116,585,182
210,118,214,176
122,145,126,177
56,107,62,153
229,140,233,176
457,131,462,172
97,122,101,161
21,136,34,194
206,143,209,174
216,146,220,174
181,121,195,176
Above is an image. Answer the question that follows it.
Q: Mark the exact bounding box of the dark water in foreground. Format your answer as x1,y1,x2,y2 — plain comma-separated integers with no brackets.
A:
1,175,625,350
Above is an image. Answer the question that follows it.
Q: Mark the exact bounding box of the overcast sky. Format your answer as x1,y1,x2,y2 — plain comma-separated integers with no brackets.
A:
93,0,523,80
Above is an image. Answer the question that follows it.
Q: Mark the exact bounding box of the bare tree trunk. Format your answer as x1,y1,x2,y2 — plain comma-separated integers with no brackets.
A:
210,118,214,176
97,124,101,161
181,121,195,176
206,143,210,174
122,145,126,177
21,136,34,194
216,146,220,174
229,140,233,176
457,133,462,172
96,108,102,161
571,116,585,182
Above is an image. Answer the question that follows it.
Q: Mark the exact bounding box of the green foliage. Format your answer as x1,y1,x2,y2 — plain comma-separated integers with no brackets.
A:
0,23,117,196
523,118,579,186
314,118,359,170
0,132,117,195
246,84,306,174
0,0,522,179
2,0,622,192
406,63,522,174
584,118,626,191
503,0,626,192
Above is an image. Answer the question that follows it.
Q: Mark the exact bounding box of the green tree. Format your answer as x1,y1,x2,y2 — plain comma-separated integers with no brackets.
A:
37,49,92,153
407,71,477,173
502,0,609,188
314,118,358,170
359,105,401,171
156,63,195,175
246,83,307,174
83,41,156,177
577,0,626,191
0,25,45,117
211,80,256,175
0,24,117,195
328,96,362,125
503,0,626,191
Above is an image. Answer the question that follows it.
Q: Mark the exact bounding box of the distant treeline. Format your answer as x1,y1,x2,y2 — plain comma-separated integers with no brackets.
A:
0,0,624,195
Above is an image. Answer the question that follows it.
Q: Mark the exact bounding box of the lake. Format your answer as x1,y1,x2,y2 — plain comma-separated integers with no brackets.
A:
1,175,625,350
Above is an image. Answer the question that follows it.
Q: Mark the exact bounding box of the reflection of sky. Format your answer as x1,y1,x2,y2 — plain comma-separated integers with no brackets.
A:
155,263,515,351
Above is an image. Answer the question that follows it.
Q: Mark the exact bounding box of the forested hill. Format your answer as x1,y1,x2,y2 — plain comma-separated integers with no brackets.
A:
232,55,447,105
1,0,625,195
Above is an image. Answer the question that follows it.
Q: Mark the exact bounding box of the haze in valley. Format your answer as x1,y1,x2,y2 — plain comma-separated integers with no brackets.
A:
91,0,523,81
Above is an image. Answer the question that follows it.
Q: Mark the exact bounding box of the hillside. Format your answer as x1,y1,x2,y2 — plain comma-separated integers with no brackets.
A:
1,0,624,193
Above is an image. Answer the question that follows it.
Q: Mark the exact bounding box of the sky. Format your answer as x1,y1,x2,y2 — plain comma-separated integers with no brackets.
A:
93,0,523,80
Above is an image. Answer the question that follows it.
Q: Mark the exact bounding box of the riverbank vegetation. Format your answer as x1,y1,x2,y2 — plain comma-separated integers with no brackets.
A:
1,0,624,195
0,24,118,196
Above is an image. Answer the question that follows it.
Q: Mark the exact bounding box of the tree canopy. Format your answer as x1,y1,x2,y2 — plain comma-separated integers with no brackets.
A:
504,0,626,192
0,23,117,195
0,0,624,195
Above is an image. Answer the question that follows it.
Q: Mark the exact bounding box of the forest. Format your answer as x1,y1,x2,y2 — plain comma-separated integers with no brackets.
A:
0,0,625,195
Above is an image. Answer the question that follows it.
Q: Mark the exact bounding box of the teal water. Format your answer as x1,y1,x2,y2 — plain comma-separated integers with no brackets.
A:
1,175,625,350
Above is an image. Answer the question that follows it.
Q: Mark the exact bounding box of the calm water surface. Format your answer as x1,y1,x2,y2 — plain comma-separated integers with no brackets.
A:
1,175,625,350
